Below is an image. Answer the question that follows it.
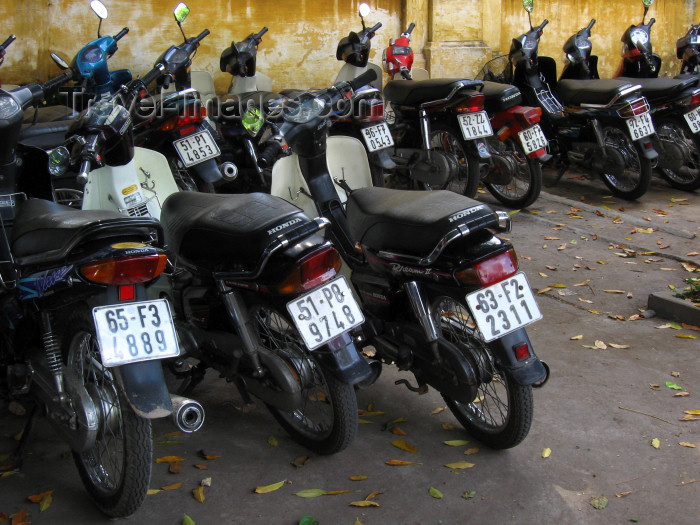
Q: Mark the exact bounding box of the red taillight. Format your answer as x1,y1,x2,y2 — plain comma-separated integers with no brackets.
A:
475,249,518,287
159,105,207,132
81,254,168,285
357,99,385,123
618,98,649,117
455,93,485,113
513,106,542,127
514,342,530,361
277,246,342,294
681,90,700,110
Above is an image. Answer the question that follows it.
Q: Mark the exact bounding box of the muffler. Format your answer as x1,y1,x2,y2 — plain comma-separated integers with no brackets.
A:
170,395,205,433
219,161,238,181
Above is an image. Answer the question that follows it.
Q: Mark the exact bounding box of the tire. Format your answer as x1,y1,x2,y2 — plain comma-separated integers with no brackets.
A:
483,135,543,208
62,310,152,518
429,120,482,198
431,296,534,449
654,116,700,191
599,125,652,200
250,304,358,455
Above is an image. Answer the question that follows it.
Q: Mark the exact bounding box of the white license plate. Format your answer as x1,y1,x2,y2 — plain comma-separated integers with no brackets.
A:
457,111,493,140
361,123,394,151
173,130,221,167
92,299,180,367
625,112,655,140
683,107,700,134
286,276,365,351
465,272,542,343
517,124,548,154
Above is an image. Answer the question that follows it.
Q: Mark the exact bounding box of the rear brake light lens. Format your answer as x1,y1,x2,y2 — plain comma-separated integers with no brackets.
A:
276,246,342,294
513,106,542,127
617,98,649,117
474,249,518,287
80,253,168,285
159,105,207,132
455,93,485,113
514,342,530,361
357,99,385,123
680,90,700,110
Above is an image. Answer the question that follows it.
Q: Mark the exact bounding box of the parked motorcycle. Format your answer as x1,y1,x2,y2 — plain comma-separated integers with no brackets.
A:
1,72,202,518
615,0,660,78
677,22,700,75
0,34,16,88
271,70,549,450
561,9,700,192
384,22,549,208
55,35,371,455
500,0,658,200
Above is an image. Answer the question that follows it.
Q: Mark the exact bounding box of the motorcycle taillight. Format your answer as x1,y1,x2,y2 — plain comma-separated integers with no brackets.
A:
159,105,208,132
455,93,485,113
513,106,542,127
80,254,168,285
474,249,518,287
679,90,700,110
276,246,342,294
617,97,649,118
357,98,385,123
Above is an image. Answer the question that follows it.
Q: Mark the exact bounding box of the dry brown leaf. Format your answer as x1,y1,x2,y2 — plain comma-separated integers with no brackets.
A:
684,409,700,415
431,406,446,415
161,482,182,491
27,490,53,503
194,464,209,470
192,486,205,503
673,392,690,397
594,340,607,350
385,460,420,466
681,323,700,331
679,442,696,448
389,427,407,436
679,416,699,421
570,334,583,340
155,456,184,464
578,298,594,304
609,343,631,349
349,501,379,507
349,475,368,481
391,440,418,454
9,509,28,525
444,461,475,469
615,491,631,498
365,491,383,501
326,490,354,496
537,287,552,294
464,448,479,455
603,289,625,294
544,236,560,240
442,423,455,430
169,462,182,474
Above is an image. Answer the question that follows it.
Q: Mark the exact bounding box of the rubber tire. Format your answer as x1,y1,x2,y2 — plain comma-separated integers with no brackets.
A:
62,309,152,518
654,116,700,192
431,295,534,449
483,136,543,208
429,120,482,198
599,125,653,200
249,304,358,455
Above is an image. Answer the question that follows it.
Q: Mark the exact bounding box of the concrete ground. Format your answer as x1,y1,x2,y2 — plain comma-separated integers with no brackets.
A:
1,168,698,525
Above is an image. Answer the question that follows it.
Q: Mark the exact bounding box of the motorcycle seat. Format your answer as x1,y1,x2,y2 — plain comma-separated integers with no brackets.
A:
346,187,499,259
555,79,640,107
11,199,161,265
160,191,312,272
19,120,71,149
617,76,699,105
481,81,522,113
383,78,483,107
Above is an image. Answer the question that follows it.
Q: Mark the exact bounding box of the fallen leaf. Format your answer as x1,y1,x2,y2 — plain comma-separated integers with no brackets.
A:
27,490,53,503
161,482,182,491
358,419,372,424
609,343,630,349
539,272,548,277
164,431,183,438
192,486,205,503
291,456,311,468
587,309,601,315
574,279,591,286
197,450,220,460
431,407,446,415
594,340,607,350
365,491,382,501
542,448,552,458
666,381,683,390
549,284,567,288
255,480,286,494
537,287,552,294
294,489,327,498
390,427,407,436
349,475,368,481
357,410,386,416
679,442,696,448
603,289,625,294
155,456,184,464
200,477,211,487
589,495,608,510
147,489,162,495
169,462,182,474
392,440,418,454
443,440,469,447
676,334,698,339
194,464,209,470
442,423,455,430
444,461,475,469
570,334,583,340
682,323,700,331
673,392,690,397
684,409,700,415
382,418,408,431
38,493,52,512
326,490,354,496
578,298,594,304
686,251,699,256
8,510,28,525
267,436,278,447
385,460,420,466
349,501,379,507
679,416,699,421
183,514,195,525
651,438,661,449
544,236,560,240
155,440,184,446
464,448,479,455
615,491,631,498
429,487,444,499
672,371,681,378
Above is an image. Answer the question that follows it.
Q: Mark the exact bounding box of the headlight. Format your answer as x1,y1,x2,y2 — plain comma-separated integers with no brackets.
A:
48,146,71,177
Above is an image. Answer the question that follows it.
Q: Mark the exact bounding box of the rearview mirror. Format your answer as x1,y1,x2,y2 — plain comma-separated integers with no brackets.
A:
90,0,108,20
174,2,190,24
50,52,70,70
523,0,534,13
359,3,371,18
642,0,654,6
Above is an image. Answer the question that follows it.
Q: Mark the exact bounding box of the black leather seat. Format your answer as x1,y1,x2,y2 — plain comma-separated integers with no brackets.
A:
618,76,699,104
383,78,483,107
346,187,498,257
481,81,522,113
160,192,311,271
556,79,640,106
19,121,71,149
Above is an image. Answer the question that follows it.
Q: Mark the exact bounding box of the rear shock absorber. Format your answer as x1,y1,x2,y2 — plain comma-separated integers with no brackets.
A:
40,311,66,401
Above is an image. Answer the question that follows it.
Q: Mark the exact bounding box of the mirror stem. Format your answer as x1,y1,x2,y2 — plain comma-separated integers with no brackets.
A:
177,21,187,42
97,18,102,38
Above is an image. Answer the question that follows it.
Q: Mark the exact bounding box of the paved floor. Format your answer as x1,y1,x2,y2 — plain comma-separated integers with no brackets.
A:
1,169,698,524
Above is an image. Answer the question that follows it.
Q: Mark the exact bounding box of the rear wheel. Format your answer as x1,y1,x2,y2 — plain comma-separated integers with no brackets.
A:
429,121,481,198
250,304,358,455
599,125,652,200
63,311,152,518
654,116,700,191
432,296,533,449
483,136,543,208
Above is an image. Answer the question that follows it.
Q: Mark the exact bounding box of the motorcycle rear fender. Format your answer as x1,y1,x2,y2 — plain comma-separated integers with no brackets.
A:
314,332,373,385
190,157,222,183
116,359,173,418
635,135,659,160
487,328,547,386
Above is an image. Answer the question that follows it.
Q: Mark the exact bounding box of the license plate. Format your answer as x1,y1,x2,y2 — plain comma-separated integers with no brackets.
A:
361,123,394,151
173,130,221,167
286,276,365,351
683,107,700,134
465,272,542,343
92,299,180,367
625,112,655,140
517,124,548,154
457,111,493,140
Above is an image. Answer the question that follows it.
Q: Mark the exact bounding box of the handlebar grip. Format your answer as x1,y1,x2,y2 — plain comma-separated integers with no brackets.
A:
256,27,269,40
162,75,171,91
192,29,210,45
141,65,164,86
114,27,129,42
349,69,378,91
649,18,656,27
77,160,91,186
0,34,15,51
42,71,74,91
367,22,382,34
406,23,415,34
258,140,283,168
587,19,596,31
539,19,549,31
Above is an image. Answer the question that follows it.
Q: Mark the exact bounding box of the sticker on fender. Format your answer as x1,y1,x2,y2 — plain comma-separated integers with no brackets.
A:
287,276,365,350
465,272,542,343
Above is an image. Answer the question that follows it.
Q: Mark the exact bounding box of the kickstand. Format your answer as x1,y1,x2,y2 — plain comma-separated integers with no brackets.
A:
549,163,567,187
395,378,429,395
8,404,37,471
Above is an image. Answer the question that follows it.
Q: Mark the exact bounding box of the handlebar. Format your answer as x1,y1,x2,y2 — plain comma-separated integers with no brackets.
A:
367,22,382,35
405,23,415,35
348,69,377,91
42,71,74,91
649,17,656,27
114,27,129,42
535,19,549,33
140,64,165,86
191,29,210,46
77,159,91,185
255,27,268,41
586,19,596,31
0,34,15,52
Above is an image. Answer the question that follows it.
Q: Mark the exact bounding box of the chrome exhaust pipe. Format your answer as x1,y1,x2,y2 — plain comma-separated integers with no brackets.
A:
219,161,238,181
170,395,205,433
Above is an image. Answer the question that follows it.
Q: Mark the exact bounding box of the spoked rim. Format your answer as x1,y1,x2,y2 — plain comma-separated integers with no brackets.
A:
602,127,644,192
429,129,470,194
484,137,533,201
252,305,335,441
657,121,700,185
68,332,126,496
